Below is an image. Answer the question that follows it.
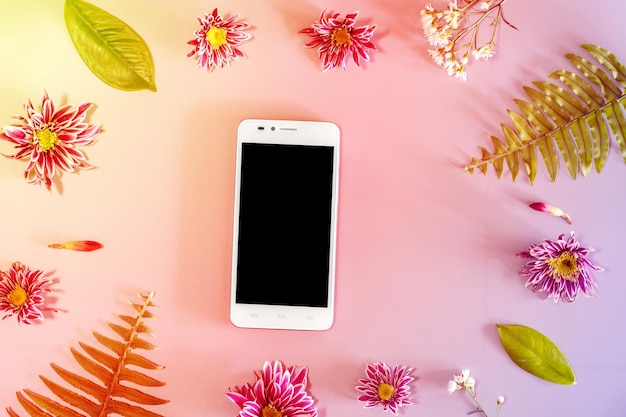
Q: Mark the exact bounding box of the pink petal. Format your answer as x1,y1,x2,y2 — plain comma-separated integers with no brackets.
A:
529,202,573,224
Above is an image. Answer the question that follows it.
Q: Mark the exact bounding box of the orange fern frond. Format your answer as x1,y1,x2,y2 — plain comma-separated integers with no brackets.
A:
6,291,169,417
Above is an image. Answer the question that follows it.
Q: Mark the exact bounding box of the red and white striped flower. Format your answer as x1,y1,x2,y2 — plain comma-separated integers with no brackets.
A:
1,91,100,190
227,360,317,417
355,362,414,415
187,8,252,72
0,262,55,325
300,10,376,71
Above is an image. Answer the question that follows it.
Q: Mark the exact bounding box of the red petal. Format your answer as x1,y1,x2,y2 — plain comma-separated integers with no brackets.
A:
48,240,103,251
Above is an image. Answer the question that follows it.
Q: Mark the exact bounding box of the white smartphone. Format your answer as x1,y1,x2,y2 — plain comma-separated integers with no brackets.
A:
230,119,340,330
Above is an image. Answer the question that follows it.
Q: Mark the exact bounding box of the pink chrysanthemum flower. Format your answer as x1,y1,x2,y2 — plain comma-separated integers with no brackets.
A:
300,10,376,71
187,8,252,72
0,262,54,325
518,232,603,303
355,362,414,415
1,91,101,190
226,360,317,417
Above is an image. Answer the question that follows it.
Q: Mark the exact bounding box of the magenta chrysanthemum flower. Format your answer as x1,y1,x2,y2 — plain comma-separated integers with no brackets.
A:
0,262,54,325
226,360,317,417
300,10,376,71
1,91,101,190
518,232,603,303
187,8,252,72
355,362,414,415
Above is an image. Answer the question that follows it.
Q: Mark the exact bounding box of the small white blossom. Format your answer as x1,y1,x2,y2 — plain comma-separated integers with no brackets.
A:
421,14,434,30
445,62,458,75
443,9,462,28
447,380,461,393
445,60,467,81
426,26,452,48
451,369,476,387
473,44,496,60
453,369,471,385
428,48,446,66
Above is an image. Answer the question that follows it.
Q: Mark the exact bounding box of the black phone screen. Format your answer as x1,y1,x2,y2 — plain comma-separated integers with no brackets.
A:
235,143,335,307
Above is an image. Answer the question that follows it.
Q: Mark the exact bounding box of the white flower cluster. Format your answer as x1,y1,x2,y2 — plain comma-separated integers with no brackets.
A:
447,368,476,394
421,0,507,81
447,369,506,417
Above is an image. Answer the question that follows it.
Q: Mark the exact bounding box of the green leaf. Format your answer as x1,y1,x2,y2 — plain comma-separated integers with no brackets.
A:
496,324,576,385
64,0,156,92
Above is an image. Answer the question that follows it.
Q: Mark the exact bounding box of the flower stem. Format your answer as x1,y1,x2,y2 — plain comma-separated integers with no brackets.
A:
468,391,489,417
453,0,510,65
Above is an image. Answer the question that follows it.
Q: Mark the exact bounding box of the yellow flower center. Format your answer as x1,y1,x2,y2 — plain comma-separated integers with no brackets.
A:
36,128,58,152
7,285,28,307
206,26,228,50
378,383,395,401
261,406,282,417
332,27,352,46
548,251,579,281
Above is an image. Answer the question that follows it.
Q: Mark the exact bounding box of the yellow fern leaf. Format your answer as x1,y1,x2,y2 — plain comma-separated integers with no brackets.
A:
465,44,626,183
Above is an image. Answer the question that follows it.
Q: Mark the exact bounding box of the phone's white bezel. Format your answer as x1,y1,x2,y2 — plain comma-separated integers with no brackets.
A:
230,119,340,331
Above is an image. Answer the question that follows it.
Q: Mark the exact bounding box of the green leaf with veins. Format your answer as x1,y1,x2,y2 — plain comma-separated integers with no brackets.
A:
64,0,156,92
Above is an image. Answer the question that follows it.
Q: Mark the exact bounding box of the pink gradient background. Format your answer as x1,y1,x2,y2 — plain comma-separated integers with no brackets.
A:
1,0,625,415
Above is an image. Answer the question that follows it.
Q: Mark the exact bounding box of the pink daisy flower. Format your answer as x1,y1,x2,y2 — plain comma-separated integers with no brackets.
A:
0,262,55,325
187,8,252,72
355,362,414,415
1,91,101,190
518,232,603,303
300,10,377,71
226,360,317,417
